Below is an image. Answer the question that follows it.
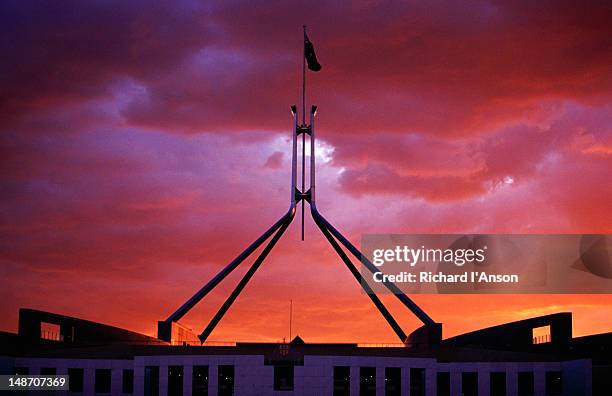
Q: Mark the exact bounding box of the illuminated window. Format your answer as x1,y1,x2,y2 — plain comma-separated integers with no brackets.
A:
40,322,61,341
532,325,551,344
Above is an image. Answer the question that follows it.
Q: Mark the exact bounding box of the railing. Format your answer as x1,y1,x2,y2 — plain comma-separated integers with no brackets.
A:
202,341,237,347
40,331,63,342
533,334,551,344
357,343,406,348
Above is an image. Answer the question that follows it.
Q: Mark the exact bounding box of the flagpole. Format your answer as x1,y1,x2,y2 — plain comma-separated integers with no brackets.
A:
302,25,306,126
301,25,306,241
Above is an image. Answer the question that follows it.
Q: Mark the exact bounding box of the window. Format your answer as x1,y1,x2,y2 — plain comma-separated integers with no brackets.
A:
40,322,61,341
14,367,29,375
490,372,506,396
333,366,350,396
40,367,56,375
274,365,294,391
462,372,478,396
545,371,562,396
436,372,450,396
192,366,208,396
167,366,183,396
532,325,551,344
122,369,134,394
385,367,401,396
68,368,84,392
360,367,376,396
144,366,159,396
518,372,534,396
95,369,111,393
410,368,425,396
218,365,234,396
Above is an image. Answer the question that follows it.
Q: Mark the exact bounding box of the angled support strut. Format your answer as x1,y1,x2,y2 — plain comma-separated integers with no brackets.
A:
198,207,295,343
314,215,407,342
159,107,302,344
312,208,435,327
165,209,294,324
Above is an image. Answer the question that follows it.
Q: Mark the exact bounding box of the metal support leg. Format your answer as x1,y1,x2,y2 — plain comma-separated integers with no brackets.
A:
314,215,408,342
312,207,436,327
198,209,296,343
165,208,294,323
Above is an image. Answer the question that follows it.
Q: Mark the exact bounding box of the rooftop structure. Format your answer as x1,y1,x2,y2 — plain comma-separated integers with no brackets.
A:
1,308,611,395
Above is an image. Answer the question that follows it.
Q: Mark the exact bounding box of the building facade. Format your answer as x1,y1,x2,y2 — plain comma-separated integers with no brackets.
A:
1,309,610,396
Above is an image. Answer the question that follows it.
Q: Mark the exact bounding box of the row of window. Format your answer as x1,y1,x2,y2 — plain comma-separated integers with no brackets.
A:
332,366,562,396
15,365,216,395
15,367,135,394
15,365,562,396
146,365,231,396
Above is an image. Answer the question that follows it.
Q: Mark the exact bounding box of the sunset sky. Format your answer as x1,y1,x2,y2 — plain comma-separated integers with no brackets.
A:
1,1,611,343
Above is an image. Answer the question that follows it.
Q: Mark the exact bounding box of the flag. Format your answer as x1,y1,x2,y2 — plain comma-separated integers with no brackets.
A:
304,33,322,71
